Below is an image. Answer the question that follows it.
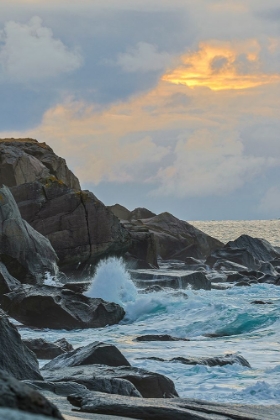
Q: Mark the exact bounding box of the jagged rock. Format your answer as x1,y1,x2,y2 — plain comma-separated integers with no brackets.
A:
206,248,260,271
108,204,156,222
43,342,130,370
1,285,125,329
0,262,21,295
23,338,73,360
0,370,62,418
0,138,80,190
135,335,189,342
130,270,211,290
227,235,280,262
0,186,58,284
130,207,156,220
42,365,178,398
67,391,279,420
0,310,42,380
27,379,141,399
11,180,131,275
134,212,223,261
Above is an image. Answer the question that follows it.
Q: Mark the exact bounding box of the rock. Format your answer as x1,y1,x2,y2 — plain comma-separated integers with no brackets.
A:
123,227,158,269
139,285,164,293
251,300,273,305
134,212,223,261
234,281,251,287
62,282,90,294
67,391,280,420
1,285,125,329
227,234,280,262
108,204,132,221
22,338,73,360
226,272,247,282
43,342,130,370
42,365,178,398
108,204,156,222
170,353,251,368
0,310,42,380
212,260,249,272
206,247,259,270
0,138,80,190
258,274,280,284
0,185,58,284
54,338,74,353
26,379,141,399
135,335,189,342
0,262,21,296
0,370,62,418
130,207,156,220
130,270,211,290
0,408,57,420
11,180,131,275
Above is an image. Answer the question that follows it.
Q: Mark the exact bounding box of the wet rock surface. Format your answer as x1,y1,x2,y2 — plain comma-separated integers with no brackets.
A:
1,285,125,329
135,334,190,342
0,310,42,380
23,338,73,360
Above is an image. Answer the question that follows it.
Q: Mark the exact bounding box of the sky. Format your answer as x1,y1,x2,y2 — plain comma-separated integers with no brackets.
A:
0,0,280,221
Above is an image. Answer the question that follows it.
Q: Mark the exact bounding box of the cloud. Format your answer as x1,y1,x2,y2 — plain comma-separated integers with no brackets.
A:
0,16,82,83
162,39,280,90
258,186,280,214
115,42,174,73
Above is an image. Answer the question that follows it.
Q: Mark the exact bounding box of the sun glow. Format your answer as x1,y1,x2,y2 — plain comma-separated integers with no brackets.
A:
162,40,280,91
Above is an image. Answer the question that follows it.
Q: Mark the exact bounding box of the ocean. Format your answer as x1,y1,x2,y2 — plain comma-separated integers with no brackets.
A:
18,220,280,405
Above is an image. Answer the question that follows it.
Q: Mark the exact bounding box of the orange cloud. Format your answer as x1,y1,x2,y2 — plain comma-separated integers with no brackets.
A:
162,40,280,91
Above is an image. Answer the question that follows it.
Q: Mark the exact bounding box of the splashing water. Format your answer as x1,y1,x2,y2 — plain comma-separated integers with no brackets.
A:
84,257,137,306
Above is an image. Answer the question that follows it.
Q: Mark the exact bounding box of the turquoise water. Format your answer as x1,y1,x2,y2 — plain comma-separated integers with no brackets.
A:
19,221,280,405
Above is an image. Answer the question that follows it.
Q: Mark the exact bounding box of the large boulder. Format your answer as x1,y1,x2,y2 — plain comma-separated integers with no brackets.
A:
10,179,131,275
0,186,58,284
132,212,223,261
23,338,73,360
0,138,80,190
43,342,130,370
1,285,125,329
0,370,62,418
68,391,279,420
42,365,178,399
227,235,280,262
0,310,42,380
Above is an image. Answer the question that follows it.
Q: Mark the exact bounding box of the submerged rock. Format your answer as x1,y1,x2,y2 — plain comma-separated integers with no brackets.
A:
0,310,42,380
0,370,62,418
1,285,125,329
135,335,189,342
42,342,130,370
42,365,178,399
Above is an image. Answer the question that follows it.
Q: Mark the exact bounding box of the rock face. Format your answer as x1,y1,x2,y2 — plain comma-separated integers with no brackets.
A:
23,338,73,360
43,342,130,370
0,138,80,190
67,391,280,420
0,370,62,418
0,310,42,380
0,185,58,284
42,365,178,399
1,285,125,329
133,212,223,261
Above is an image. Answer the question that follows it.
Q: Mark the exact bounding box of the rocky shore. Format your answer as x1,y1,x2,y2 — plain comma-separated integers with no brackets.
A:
0,138,280,419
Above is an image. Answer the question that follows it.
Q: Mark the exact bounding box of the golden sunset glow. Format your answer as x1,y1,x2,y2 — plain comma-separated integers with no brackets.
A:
162,40,280,91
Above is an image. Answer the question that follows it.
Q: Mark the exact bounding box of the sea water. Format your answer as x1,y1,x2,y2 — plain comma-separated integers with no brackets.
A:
19,220,280,405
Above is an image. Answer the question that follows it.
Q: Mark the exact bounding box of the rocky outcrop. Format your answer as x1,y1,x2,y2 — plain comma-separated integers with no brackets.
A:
0,370,62,418
1,285,125,329
0,186,58,284
0,138,80,190
67,392,279,420
130,270,211,290
43,342,130,370
11,179,131,275
109,204,156,222
23,338,73,360
42,365,178,399
0,310,42,380
132,212,223,261
0,262,20,295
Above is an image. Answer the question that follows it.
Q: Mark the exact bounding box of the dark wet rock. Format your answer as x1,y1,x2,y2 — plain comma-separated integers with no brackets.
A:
171,354,251,368
239,269,264,279
251,300,273,305
43,342,130,370
139,285,164,294
258,262,278,275
11,180,131,275
54,338,74,353
42,365,178,399
210,284,231,290
206,272,227,283
0,262,20,296
226,272,245,282
258,274,280,284
206,247,259,270
135,335,189,342
0,408,56,420
68,391,279,420
0,186,58,284
23,338,73,360
0,310,42,380
123,227,158,269
227,234,280,262
213,260,249,272
0,370,62,418
1,285,125,329
234,281,251,287
26,379,141,399
62,281,90,294
130,270,211,290
0,138,80,190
